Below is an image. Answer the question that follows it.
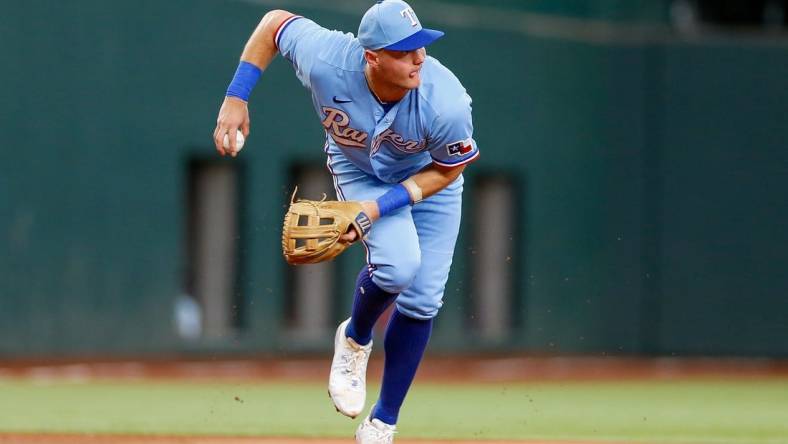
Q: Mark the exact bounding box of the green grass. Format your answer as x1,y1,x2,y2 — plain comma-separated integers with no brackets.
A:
1,379,787,442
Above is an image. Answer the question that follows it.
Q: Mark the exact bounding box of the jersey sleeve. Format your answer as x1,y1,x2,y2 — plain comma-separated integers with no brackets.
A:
427,92,480,167
275,16,352,89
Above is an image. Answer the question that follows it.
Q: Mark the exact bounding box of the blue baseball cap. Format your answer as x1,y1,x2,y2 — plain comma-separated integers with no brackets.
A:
358,0,444,51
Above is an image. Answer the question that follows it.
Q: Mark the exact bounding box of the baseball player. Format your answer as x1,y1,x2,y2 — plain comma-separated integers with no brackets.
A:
213,1,478,442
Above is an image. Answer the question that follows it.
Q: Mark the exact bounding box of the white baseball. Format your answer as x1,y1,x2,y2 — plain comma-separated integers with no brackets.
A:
223,131,245,152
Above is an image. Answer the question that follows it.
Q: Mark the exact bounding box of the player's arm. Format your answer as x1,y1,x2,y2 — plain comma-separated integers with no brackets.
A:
360,163,466,221
340,163,466,243
408,162,467,198
213,9,295,157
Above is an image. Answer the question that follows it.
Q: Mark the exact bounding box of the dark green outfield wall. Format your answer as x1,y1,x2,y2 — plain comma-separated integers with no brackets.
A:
449,0,669,22
1,0,786,356
654,44,788,355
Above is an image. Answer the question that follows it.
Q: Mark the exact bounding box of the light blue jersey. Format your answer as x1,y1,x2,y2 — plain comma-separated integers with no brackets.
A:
276,16,479,184
274,14,476,320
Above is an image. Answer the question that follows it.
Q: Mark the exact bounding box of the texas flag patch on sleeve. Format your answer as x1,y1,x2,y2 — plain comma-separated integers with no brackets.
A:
446,138,474,156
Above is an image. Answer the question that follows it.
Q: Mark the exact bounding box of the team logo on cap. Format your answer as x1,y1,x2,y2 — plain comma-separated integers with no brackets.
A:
401,8,419,27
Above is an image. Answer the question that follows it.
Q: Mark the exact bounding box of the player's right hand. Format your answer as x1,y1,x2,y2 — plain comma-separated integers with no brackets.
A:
213,96,251,157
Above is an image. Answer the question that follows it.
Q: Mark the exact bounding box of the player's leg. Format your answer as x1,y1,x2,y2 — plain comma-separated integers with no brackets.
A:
329,152,422,343
369,176,464,426
326,151,422,418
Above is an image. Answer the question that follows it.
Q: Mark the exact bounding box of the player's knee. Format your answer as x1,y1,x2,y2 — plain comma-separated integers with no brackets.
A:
396,298,442,320
371,255,421,294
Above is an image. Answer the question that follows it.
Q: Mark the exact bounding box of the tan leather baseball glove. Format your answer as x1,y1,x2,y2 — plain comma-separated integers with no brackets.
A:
282,189,372,265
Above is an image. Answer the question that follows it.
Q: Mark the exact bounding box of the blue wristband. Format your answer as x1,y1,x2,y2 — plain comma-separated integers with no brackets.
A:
376,184,412,217
226,61,262,101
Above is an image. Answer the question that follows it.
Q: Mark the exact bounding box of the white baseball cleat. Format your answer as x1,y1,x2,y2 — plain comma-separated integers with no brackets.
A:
356,415,396,444
328,318,372,418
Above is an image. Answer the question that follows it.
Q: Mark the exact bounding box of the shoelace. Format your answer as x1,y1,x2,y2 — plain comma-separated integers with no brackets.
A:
344,346,370,378
366,422,396,443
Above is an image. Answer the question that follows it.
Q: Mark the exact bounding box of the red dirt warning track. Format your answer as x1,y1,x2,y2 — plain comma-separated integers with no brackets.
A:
2,356,786,382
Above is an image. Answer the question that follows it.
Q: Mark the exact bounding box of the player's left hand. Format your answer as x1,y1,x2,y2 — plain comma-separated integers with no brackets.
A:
213,96,250,157
283,197,377,264
340,201,379,243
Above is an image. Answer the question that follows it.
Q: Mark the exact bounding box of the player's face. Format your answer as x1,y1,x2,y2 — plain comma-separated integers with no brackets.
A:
377,48,426,89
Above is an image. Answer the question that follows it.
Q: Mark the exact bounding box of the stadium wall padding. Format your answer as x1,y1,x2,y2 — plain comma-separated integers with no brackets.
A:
1,0,786,356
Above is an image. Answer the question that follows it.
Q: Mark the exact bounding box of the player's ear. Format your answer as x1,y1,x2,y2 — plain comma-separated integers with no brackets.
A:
364,49,380,68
